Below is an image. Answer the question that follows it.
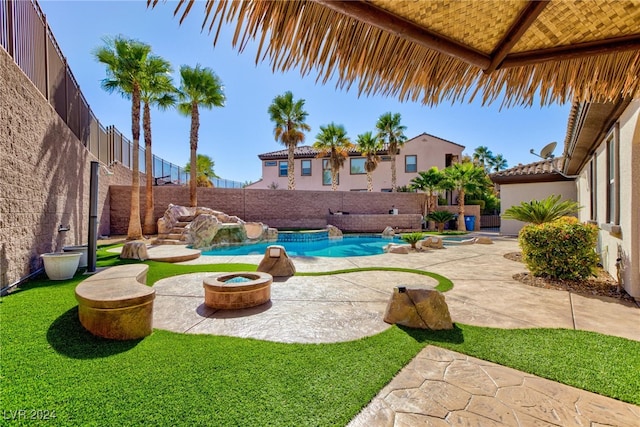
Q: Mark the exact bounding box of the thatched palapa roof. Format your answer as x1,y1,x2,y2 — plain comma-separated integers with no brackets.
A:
153,0,640,107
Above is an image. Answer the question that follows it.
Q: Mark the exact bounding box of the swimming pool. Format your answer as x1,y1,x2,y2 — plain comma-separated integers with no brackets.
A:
201,235,402,257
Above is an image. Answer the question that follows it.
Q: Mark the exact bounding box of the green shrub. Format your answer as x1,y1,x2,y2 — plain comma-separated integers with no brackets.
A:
504,195,580,224
401,232,424,248
427,210,455,232
437,196,448,206
465,199,486,210
518,217,599,280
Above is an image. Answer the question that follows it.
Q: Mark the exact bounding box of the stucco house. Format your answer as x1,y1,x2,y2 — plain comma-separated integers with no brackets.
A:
246,133,464,192
565,99,639,300
490,157,576,235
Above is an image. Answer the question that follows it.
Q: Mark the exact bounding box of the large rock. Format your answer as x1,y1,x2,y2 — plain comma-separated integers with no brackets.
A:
382,226,395,237
257,245,296,277
212,223,247,245
474,236,493,244
265,228,279,242
385,243,410,254
187,214,220,248
245,222,265,240
327,224,343,238
383,287,453,330
419,236,443,249
120,241,149,260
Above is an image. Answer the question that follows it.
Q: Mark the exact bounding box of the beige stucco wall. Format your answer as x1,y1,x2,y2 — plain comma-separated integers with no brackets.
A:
577,100,640,298
499,181,577,236
0,48,133,288
248,134,463,191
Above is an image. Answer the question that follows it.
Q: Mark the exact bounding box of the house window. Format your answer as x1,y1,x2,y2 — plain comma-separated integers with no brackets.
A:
264,161,277,167
279,161,288,177
322,159,338,186
405,155,417,173
350,158,366,174
606,125,619,225
589,156,597,221
301,159,312,176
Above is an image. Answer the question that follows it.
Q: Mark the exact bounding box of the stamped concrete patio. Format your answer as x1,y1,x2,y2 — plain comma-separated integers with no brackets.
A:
145,235,639,426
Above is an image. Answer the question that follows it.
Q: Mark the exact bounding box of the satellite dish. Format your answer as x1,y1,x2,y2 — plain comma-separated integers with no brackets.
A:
540,141,557,159
530,141,557,159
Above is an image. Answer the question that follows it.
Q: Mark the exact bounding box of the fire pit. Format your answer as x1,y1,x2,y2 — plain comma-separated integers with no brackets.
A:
203,272,272,309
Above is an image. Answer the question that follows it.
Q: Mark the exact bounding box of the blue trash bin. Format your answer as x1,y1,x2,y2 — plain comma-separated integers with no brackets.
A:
464,215,476,231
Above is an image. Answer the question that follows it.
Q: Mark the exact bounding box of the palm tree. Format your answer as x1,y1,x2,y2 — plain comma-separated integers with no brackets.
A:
376,112,407,191
177,64,225,207
184,154,219,187
472,146,495,172
95,36,153,240
488,153,508,172
442,162,488,231
503,195,581,224
141,57,175,235
313,123,353,191
410,166,445,220
268,91,310,190
355,131,383,192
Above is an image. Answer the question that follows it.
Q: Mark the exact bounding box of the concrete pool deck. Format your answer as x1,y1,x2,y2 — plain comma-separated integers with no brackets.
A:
107,235,640,425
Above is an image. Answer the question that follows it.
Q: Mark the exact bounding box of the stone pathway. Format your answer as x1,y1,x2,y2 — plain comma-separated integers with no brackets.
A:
348,346,640,427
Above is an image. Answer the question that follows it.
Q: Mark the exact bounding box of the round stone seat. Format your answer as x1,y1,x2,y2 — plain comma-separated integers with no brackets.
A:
203,272,272,309
75,264,155,340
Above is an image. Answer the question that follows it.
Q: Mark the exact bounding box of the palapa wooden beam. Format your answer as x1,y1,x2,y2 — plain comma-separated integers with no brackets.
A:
502,34,640,68
313,0,491,70
485,0,550,73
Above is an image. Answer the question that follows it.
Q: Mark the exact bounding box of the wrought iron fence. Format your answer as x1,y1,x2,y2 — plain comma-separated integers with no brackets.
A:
1,0,242,188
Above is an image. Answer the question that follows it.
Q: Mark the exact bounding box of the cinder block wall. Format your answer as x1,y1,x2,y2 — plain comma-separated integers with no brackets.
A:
0,49,133,287
109,186,435,233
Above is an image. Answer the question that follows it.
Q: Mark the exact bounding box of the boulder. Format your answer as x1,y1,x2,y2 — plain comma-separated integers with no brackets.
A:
474,236,493,244
187,214,220,248
120,241,149,261
460,238,476,245
382,226,395,237
265,228,279,242
383,287,453,330
385,243,410,254
212,223,247,245
245,222,265,240
257,245,296,277
327,225,343,238
419,236,443,249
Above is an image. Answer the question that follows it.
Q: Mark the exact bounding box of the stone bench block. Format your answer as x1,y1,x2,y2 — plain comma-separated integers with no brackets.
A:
75,264,154,340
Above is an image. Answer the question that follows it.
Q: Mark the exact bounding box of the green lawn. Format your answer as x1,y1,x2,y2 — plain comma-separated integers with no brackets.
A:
1,251,638,425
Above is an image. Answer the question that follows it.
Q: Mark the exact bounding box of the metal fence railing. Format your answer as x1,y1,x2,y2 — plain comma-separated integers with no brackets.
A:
1,0,243,188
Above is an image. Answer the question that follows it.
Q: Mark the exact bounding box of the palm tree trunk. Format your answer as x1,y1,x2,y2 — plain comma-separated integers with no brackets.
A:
127,85,143,240
367,172,373,192
142,102,156,235
189,102,200,207
457,189,466,231
287,144,295,190
331,168,338,191
390,147,397,192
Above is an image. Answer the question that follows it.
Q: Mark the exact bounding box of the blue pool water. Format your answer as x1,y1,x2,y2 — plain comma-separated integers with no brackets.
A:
202,235,403,257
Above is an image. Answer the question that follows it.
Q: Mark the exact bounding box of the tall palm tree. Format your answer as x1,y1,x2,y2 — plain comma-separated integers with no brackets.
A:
410,166,445,219
442,162,488,231
472,146,495,172
268,91,310,190
95,36,153,240
376,112,407,191
177,64,225,207
355,131,383,192
141,57,175,235
488,153,508,172
184,153,219,187
313,123,353,191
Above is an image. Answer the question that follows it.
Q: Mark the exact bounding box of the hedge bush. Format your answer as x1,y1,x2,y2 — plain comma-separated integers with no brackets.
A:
518,216,599,280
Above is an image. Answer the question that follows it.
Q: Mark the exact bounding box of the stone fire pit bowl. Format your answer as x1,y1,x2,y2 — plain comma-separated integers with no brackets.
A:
203,272,272,310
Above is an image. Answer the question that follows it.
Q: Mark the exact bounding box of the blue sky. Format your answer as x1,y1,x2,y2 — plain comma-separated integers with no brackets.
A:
39,0,571,183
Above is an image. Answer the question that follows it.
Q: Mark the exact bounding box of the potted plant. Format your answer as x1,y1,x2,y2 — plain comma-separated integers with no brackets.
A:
40,252,82,280
427,210,455,233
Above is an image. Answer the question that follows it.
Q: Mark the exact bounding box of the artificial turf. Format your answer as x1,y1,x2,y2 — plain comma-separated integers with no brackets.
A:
2,252,639,425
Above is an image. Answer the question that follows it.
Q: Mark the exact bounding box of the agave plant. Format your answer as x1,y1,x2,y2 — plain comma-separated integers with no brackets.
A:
427,210,455,233
502,195,580,224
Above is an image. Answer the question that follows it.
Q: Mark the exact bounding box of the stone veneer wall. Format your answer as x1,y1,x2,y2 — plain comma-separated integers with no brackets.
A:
0,49,134,288
109,186,480,234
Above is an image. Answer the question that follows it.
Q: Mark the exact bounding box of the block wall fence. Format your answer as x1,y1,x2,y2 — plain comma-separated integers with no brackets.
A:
108,186,480,235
